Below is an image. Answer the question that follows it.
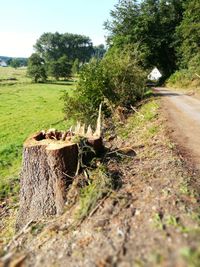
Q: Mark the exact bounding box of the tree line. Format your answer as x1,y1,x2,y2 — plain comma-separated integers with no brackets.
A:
63,0,200,124
27,32,106,82
104,0,200,79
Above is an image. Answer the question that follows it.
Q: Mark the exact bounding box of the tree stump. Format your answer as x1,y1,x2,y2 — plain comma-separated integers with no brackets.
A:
16,129,104,230
16,132,78,230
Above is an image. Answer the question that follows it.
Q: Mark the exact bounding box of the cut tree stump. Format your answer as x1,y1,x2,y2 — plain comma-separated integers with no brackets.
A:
16,127,104,230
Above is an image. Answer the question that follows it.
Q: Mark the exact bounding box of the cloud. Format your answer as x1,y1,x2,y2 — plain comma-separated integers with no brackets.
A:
0,32,39,57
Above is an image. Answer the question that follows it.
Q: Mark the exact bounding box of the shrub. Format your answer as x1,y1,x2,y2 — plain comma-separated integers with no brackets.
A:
167,68,200,89
63,46,147,125
48,55,72,80
27,53,47,83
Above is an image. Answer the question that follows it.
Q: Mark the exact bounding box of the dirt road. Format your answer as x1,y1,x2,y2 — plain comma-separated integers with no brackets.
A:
155,87,200,169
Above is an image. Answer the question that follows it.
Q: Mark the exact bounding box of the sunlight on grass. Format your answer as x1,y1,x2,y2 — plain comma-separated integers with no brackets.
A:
0,67,76,198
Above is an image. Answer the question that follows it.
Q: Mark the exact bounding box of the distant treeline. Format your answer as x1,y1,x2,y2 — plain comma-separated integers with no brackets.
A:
0,56,28,67
27,32,106,82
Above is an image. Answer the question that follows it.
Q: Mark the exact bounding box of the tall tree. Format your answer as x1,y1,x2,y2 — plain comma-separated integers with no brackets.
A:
27,53,47,83
175,0,200,69
10,58,21,68
34,32,94,63
93,44,107,59
48,55,72,80
105,0,186,78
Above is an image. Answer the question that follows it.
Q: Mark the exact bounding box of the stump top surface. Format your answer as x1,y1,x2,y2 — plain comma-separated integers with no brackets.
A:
46,142,77,151
24,132,76,149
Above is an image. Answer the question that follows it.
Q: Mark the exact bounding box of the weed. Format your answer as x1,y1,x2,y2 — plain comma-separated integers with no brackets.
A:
153,213,164,230
75,165,113,221
180,247,200,267
180,182,190,195
149,251,164,266
166,140,175,150
31,223,45,236
118,100,159,140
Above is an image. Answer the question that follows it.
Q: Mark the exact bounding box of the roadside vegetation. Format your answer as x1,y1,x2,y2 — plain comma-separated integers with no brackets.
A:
63,46,147,125
167,0,200,90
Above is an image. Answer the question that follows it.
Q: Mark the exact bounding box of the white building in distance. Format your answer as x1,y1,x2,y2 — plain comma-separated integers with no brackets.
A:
0,60,8,67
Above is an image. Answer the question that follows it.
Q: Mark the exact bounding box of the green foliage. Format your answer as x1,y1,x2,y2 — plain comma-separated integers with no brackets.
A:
102,45,147,106
167,69,200,89
63,58,108,124
105,0,186,78
7,57,28,67
34,32,94,63
117,100,159,140
0,175,20,200
27,53,47,83
181,247,200,267
75,166,113,221
72,58,80,75
93,44,106,59
48,55,72,80
9,58,21,69
176,0,200,69
63,47,147,124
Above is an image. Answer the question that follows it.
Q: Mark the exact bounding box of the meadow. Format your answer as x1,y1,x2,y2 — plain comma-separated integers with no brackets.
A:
0,67,75,199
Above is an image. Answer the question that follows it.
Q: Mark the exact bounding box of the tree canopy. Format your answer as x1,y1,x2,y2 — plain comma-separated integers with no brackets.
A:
27,53,47,83
34,32,94,63
175,0,200,69
105,0,187,78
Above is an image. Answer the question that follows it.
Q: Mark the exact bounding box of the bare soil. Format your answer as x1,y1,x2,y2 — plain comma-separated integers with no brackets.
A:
1,98,200,267
155,87,200,171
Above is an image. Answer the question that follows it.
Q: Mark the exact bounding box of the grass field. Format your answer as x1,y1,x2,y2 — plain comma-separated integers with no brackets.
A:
0,67,76,199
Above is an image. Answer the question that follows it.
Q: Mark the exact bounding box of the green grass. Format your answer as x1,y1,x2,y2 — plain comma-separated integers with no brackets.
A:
117,100,159,141
0,67,76,199
0,66,29,84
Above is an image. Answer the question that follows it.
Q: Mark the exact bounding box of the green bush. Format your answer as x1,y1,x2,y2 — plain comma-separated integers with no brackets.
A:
167,68,200,89
63,46,147,125
27,53,47,83
48,55,72,80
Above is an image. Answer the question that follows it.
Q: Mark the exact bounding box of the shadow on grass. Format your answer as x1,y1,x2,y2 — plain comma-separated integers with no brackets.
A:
46,81,76,86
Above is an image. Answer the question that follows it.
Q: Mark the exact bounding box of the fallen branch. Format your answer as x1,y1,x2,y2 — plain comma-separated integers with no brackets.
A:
130,105,144,118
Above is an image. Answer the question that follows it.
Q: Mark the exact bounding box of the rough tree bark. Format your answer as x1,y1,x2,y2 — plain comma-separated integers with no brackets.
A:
16,129,103,230
16,132,79,230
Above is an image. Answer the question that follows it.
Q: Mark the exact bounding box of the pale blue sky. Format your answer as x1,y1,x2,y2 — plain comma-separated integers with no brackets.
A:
0,0,117,57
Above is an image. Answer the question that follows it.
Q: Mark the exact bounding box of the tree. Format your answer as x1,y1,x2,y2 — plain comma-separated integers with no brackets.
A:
34,32,94,63
48,55,72,80
175,0,200,69
93,44,106,59
72,58,80,75
105,0,186,78
27,53,47,83
10,58,21,68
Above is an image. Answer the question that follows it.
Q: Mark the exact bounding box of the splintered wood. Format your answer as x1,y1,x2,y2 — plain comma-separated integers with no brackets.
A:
16,106,104,230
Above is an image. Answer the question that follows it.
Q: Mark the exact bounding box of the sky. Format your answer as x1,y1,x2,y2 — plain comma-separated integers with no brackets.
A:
0,0,117,57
